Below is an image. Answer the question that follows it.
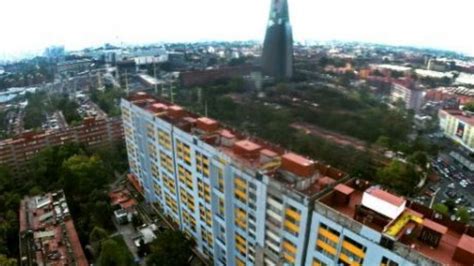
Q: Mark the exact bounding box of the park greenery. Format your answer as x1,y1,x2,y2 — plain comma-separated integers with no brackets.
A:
23,91,82,129
0,141,128,262
90,87,125,117
464,102,474,112
146,230,195,266
0,57,55,90
433,200,471,223
175,78,437,196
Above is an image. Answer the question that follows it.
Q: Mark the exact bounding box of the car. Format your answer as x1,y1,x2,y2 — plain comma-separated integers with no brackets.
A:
448,183,455,189
460,180,468,188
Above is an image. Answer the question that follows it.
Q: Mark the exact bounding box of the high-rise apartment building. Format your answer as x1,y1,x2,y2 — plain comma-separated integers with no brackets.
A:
122,92,474,266
262,0,294,80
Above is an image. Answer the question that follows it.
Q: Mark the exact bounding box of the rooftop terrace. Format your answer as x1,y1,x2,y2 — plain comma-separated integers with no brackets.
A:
320,179,474,265
19,190,88,266
125,92,347,197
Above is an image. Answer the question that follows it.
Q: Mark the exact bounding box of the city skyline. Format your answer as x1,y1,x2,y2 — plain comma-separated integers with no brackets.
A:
1,0,474,60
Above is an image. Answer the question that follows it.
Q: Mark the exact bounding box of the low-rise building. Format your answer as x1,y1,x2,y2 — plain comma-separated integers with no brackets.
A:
439,109,474,152
391,79,425,111
19,190,88,266
0,115,123,175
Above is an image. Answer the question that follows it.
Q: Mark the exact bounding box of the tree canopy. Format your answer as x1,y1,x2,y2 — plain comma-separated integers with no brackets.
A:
147,230,194,266
464,102,474,112
376,160,421,196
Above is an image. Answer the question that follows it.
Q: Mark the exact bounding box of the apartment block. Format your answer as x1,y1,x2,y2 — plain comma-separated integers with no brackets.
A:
308,179,474,266
122,92,473,266
19,190,88,266
0,116,123,174
390,79,424,111
439,109,474,152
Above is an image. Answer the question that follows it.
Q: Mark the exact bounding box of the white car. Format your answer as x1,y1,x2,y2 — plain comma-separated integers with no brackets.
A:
460,180,468,188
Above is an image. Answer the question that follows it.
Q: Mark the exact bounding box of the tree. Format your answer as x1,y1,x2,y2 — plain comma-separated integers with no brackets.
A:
408,151,428,170
0,254,16,266
97,239,133,266
433,203,449,216
89,227,109,243
61,155,109,195
147,230,194,266
464,102,474,112
376,160,421,196
456,207,471,223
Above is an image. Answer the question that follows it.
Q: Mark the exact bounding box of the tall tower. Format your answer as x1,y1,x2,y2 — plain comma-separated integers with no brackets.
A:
262,0,294,80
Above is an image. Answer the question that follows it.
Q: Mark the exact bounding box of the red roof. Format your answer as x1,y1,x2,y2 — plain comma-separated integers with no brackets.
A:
318,176,336,186
335,184,355,195
234,140,261,152
368,187,405,206
282,153,313,166
422,219,448,235
197,117,218,125
169,105,183,111
219,129,235,139
457,234,474,253
260,149,278,158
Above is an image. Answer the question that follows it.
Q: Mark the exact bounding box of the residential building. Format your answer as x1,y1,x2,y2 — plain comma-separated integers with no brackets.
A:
56,59,93,78
390,79,425,111
19,190,88,266
121,92,347,265
439,109,474,152
0,116,123,174
122,92,474,266
308,179,474,266
262,0,293,80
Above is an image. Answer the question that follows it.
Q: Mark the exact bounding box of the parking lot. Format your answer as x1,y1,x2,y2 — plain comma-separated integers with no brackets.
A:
416,154,474,221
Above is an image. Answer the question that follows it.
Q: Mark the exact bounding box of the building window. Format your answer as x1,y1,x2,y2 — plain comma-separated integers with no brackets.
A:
338,236,366,266
316,223,340,260
381,256,399,266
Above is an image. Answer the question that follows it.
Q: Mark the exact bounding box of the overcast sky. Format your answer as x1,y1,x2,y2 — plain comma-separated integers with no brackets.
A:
1,0,473,59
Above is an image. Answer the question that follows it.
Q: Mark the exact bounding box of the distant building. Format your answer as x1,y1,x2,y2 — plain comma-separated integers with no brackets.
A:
56,59,92,78
439,109,474,152
44,45,65,60
0,116,123,175
427,59,449,72
262,0,293,80
168,52,186,70
19,190,88,266
391,79,425,111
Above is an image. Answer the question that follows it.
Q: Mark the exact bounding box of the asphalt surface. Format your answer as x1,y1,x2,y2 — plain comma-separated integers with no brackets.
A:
417,153,474,221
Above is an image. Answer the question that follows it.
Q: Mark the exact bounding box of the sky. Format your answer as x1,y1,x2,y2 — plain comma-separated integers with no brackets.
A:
1,0,474,59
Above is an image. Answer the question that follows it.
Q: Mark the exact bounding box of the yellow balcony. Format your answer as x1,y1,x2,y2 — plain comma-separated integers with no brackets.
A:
285,208,301,222
342,241,365,258
339,253,361,266
316,240,336,255
283,241,297,254
234,189,247,201
319,228,339,243
234,178,246,189
284,220,299,234
283,253,296,264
